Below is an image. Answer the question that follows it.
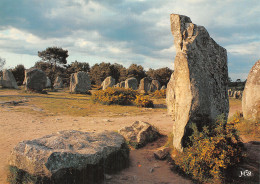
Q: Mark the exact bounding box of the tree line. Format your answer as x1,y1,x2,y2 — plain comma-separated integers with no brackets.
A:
3,47,174,87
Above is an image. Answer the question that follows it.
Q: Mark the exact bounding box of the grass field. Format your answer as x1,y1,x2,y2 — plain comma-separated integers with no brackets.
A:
0,88,167,117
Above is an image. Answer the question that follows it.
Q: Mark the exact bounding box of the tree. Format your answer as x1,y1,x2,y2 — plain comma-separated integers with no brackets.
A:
0,57,6,71
110,63,126,83
38,47,68,66
11,64,25,86
126,64,146,82
89,62,125,85
89,62,112,85
66,60,90,74
38,47,68,88
146,67,173,86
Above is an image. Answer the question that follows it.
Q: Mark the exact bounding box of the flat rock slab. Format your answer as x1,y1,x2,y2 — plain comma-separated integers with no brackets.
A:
8,130,129,184
119,121,160,149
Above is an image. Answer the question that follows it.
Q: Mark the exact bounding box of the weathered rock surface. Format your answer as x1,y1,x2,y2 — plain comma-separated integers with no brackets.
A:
102,76,115,90
161,85,166,90
168,14,229,151
166,73,175,118
70,72,91,93
0,69,18,89
9,130,129,184
149,80,161,92
45,77,51,88
24,68,47,92
233,90,243,99
125,77,138,90
53,76,63,89
119,81,125,88
119,121,160,148
154,147,170,160
242,60,260,121
139,77,150,93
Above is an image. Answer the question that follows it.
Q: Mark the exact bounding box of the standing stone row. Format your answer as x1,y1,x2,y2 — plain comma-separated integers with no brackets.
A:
101,76,165,92
228,89,243,99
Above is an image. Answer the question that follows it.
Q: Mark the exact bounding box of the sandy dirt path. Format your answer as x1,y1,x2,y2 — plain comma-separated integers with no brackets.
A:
0,106,193,184
0,90,244,183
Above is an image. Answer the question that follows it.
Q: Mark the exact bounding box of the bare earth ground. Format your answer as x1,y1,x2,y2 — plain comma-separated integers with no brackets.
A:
0,90,258,183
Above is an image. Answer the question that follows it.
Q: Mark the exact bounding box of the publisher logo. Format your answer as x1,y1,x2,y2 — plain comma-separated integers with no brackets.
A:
239,170,252,177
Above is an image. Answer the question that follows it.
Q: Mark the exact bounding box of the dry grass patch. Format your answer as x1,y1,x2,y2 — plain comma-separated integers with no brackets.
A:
1,90,165,117
229,98,242,107
229,112,260,141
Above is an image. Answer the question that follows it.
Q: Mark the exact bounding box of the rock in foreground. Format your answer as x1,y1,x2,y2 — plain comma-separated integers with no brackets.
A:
119,121,160,148
8,130,129,184
168,14,229,151
242,60,260,121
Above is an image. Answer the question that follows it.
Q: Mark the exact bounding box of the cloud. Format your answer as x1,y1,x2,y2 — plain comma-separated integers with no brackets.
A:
0,0,259,81
227,41,260,56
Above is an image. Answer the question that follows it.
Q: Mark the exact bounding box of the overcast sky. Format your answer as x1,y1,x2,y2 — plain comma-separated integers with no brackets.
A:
0,0,259,80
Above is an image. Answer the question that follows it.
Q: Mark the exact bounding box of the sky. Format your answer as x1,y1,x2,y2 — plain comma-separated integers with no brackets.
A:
0,0,259,81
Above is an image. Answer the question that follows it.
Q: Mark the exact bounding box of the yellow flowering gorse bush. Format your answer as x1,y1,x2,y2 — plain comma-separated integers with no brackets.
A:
92,87,154,108
173,115,244,183
134,94,154,108
150,89,166,98
92,87,137,105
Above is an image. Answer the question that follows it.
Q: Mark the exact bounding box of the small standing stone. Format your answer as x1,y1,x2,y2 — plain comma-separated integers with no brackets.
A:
24,68,47,92
1,69,18,89
102,76,115,90
70,71,91,93
125,77,138,90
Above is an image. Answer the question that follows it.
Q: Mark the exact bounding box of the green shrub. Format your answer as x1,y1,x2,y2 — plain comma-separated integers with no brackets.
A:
173,115,244,183
91,87,137,105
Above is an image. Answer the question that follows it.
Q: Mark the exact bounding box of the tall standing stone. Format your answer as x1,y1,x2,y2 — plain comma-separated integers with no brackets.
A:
70,71,91,93
125,77,138,90
102,76,115,90
24,68,47,92
168,14,229,151
1,69,18,89
242,60,260,121
139,77,150,93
